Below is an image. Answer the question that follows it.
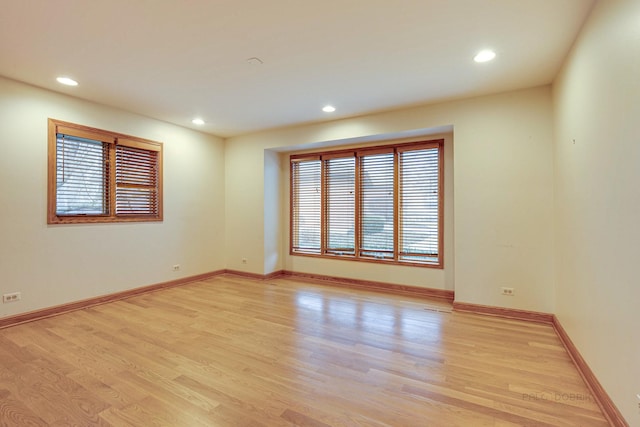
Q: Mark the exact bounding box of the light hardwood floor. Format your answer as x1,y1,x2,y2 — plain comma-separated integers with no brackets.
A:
0,275,608,426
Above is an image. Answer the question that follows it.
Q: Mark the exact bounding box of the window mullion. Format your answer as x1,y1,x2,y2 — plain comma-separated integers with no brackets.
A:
320,158,327,255
108,142,116,218
393,149,399,261
354,156,361,259
289,162,295,253
437,144,444,267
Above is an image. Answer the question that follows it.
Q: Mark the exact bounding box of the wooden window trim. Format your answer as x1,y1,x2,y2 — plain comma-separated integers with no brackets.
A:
47,119,163,224
290,139,444,269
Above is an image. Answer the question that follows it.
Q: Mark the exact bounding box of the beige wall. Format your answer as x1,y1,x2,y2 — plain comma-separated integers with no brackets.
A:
0,77,556,328
264,149,283,273
553,0,640,423
0,77,226,319
226,85,555,312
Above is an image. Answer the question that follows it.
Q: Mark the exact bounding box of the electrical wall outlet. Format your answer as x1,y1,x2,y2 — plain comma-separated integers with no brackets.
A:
2,292,21,303
172,264,180,271
501,287,515,296
242,258,247,264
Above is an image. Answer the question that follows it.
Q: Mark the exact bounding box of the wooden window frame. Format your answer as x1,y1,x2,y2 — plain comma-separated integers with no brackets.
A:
290,139,443,268
47,119,163,224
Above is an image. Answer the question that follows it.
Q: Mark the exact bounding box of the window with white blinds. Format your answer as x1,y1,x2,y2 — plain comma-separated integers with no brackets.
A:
48,119,163,224
325,155,355,255
359,150,394,260
398,145,440,263
290,139,443,267
291,157,321,253
55,135,109,216
115,143,160,216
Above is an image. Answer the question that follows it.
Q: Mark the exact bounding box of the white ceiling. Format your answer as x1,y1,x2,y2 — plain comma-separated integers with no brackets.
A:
0,0,595,137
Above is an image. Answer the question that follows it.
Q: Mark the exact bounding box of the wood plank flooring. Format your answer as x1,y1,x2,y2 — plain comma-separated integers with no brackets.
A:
0,275,608,426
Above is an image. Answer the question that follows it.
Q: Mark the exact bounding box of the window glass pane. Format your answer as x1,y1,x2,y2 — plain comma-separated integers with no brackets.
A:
399,148,439,263
325,157,355,254
360,152,394,259
291,160,321,253
56,134,108,215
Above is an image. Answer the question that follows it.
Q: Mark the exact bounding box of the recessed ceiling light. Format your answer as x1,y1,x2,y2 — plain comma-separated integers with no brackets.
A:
56,76,78,86
474,49,496,63
192,118,205,125
322,105,336,113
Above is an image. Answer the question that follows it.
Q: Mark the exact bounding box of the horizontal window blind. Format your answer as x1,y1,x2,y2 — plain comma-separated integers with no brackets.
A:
359,151,394,259
398,147,440,263
55,134,109,215
116,145,159,216
291,159,321,253
324,156,355,255
290,139,443,267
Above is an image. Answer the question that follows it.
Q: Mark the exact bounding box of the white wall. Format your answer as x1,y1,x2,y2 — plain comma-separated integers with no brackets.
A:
0,77,226,318
553,0,640,423
226,86,555,312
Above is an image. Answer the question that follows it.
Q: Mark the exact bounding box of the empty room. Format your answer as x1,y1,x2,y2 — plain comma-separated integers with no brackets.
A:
0,0,637,426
